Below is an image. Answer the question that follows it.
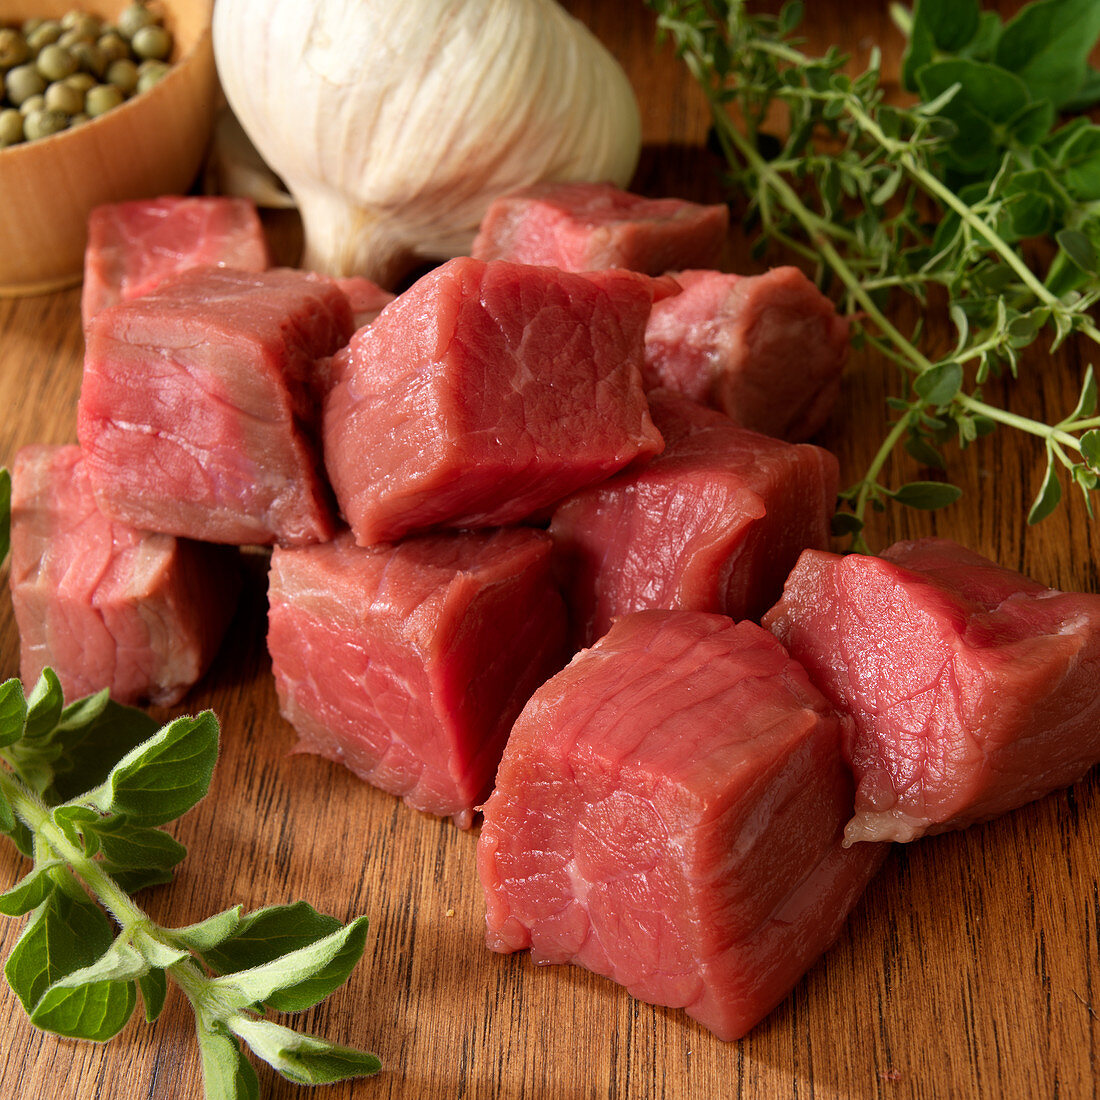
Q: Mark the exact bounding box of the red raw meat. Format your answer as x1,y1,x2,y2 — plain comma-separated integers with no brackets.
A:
643,267,850,441
323,257,663,546
334,277,395,330
477,610,885,1040
82,196,270,325
472,182,728,273
10,445,240,707
267,528,569,826
78,266,354,547
551,390,837,647
763,538,1100,843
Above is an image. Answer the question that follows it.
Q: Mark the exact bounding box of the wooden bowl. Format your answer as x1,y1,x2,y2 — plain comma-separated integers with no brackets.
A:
0,0,216,297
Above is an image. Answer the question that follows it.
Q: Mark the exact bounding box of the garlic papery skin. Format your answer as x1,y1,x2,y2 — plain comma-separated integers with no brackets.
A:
213,0,642,288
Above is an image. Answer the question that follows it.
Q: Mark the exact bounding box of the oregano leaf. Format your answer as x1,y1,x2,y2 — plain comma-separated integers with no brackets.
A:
28,937,148,1041
1061,68,1100,113
1056,228,1097,274
206,915,369,1014
229,1018,381,1086
129,928,189,971
0,679,27,750
1,817,33,859
0,862,62,917
4,890,115,1015
914,0,982,52
197,1025,261,1100
173,906,245,954
88,817,187,879
46,695,158,805
0,790,16,837
995,0,1100,109
51,805,101,853
31,977,138,1042
198,901,342,977
23,670,65,749
85,712,219,827
137,967,168,1023
103,865,178,895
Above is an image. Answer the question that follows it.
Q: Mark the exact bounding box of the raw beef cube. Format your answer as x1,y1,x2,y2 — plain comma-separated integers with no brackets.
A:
477,610,885,1040
324,257,663,546
78,266,354,546
267,528,569,826
335,277,395,329
643,267,850,441
472,182,728,274
550,390,837,647
763,538,1100,844
10,445,240,707
82,196,270,324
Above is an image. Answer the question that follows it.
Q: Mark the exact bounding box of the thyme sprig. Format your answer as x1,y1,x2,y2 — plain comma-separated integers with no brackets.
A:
646,0,1100,549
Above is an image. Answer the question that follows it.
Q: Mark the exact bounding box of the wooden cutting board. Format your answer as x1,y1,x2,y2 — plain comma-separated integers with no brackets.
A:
0,3,1096,1098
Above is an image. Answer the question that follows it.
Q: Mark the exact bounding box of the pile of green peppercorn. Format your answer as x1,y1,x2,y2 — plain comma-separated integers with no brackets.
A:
0,4,173,147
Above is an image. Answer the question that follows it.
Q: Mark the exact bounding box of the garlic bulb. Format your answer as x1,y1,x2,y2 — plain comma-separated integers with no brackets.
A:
203,108,296,210
212,0,642,288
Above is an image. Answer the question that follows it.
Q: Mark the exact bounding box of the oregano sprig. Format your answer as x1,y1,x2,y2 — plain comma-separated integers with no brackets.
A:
0,671,381,1098
645,0,1100,550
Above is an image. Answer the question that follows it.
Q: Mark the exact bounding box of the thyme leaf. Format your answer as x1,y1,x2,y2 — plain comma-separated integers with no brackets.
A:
646,0,1100,549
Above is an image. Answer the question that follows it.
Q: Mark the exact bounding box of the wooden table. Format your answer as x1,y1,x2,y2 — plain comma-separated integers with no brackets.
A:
0,3,1097,1098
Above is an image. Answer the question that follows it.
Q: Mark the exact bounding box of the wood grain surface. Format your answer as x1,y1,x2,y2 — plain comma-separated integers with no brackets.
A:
1,3,1097,1098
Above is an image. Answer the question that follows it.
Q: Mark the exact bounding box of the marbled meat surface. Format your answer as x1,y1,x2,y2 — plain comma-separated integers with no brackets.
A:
764,538,1100,843
78,266,353,546
477,610,885,1040
267,527,569,826
10,444,240,706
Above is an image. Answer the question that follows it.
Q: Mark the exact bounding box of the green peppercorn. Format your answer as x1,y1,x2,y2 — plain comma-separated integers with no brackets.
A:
23,107,68,141
135,59,169,94
70,40,105,78
69,111,89,127
58,29,90,52
44,79,84,116
25,21,62,55
0,107,24,147
96,31,128,65
130,24,171,62
36,43,78,83
0,7,176,130
0,28,29,71
105,57,138,95
5,63,45,106
117,4,155,41
64,71,95,94
60,12,102,40
85,82,124,117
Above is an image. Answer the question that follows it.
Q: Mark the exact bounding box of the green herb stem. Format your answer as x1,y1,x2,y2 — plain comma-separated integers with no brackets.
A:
714,107,937,375
0,670,382,1097
0,761,171,959
649,0,1100,540
954,392,1100,452
853,411,915,513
